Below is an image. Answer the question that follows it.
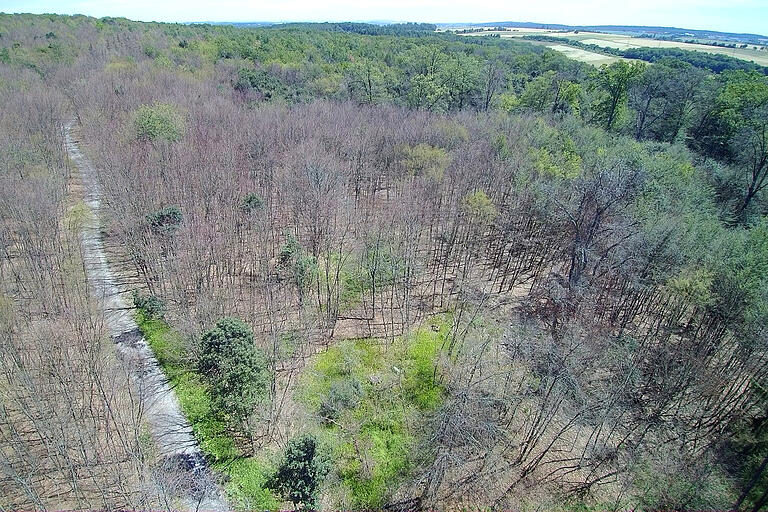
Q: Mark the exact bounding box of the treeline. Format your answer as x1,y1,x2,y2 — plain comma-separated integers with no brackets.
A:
1,12,768,512
270,22,437,35
523,34,768,74
622,46,766,72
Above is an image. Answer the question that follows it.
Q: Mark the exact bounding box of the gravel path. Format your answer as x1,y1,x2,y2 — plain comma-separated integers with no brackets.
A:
65,121,229,512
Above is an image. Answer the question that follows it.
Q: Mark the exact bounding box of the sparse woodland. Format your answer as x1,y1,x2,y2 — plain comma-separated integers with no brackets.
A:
2,13,768,511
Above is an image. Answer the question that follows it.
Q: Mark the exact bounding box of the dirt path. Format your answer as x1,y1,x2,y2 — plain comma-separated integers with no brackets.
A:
64,121,229,511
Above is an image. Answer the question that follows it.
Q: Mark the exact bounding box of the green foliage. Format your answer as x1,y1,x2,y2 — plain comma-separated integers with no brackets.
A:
135,312,280,510
146,205,182,234
666,267,715,307
142,44,158,58
401,143,449,180
279,234,318,300
105,56,136,73
530,128,582,179
632,451,735,510
319,378,364,423
406,73,450,112
434,119,469,147
200,318,270,426
132,291,165,319
557,80,583,114
709,221,768,337
240,192,264,213
347,59,393,104
330,243,405,313
226,458,281,511
136,313,238,461
498,92,520,113
298,317,450,508
401,321,446,409
461,189,497,226
268,434,329,509
234,67,288,100
519,70,557,112
133,102,184,142
590,60,646,130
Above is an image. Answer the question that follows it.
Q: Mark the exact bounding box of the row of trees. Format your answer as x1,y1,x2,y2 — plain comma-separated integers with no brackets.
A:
0,66,169,508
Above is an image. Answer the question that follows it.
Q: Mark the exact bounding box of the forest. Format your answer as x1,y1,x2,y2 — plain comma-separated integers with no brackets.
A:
1,12,768,511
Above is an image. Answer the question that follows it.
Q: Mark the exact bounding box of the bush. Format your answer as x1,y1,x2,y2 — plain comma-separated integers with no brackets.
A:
278,234,317,299
146,206,182,234
319,378,364,423
134,102,184,142
633,451,735,510
241,192,264,213
200,318,270,426
401,143,449,180
268,434,329,510
132,291,165,318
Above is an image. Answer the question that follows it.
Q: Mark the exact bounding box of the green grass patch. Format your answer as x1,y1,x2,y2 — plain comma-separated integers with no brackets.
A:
219,457,280,511
134,311,278,510
298,314,451,509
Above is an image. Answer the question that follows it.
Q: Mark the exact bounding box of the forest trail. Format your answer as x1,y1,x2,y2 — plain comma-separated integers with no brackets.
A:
64,121,229,512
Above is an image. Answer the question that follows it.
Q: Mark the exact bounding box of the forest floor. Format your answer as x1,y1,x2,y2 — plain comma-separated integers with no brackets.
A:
64,121,229,512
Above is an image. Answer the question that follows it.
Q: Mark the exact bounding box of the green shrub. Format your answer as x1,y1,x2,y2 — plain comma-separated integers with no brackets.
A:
134,102,184,142
132,291,165,319
241,192,264,213
225,457,280,511
135,311,277,508
200,318,270,427
234,68,287,100
268,434,329,510
319,378,364,423
278,234,317,299
633,451,735,510
146,206,182,234
401,143,449,180
298,317,450,508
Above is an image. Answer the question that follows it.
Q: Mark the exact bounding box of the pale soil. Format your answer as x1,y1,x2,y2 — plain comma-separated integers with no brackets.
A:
546,44,621,65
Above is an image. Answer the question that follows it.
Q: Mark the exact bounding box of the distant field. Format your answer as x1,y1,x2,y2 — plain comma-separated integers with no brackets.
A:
546,44,620,65
458,29,623,65
458,28,768,67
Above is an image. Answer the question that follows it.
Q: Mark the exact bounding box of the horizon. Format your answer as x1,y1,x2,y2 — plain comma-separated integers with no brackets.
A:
2,0,767,37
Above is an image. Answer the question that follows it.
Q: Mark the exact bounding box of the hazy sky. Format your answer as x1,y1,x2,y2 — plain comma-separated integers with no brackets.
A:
2,0,766,35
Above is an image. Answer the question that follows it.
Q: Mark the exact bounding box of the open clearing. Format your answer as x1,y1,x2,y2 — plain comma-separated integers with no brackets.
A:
457,30,622,65
546,44,619,65
458,28,768,66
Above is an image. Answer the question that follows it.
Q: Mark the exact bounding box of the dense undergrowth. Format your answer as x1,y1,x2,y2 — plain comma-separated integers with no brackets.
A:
136,311,279,510
298,315,449,508
136,307,450,509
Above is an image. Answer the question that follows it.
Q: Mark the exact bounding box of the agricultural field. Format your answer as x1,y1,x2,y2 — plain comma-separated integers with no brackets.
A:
538,43,620,65
459,27,768,66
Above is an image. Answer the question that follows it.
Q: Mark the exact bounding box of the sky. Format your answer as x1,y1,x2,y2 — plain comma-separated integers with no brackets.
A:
2,0,767,35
